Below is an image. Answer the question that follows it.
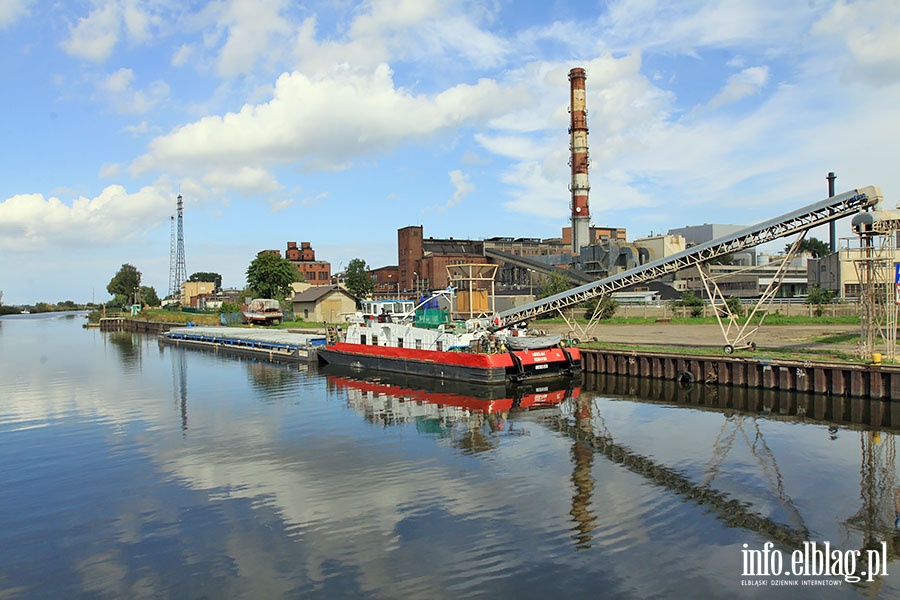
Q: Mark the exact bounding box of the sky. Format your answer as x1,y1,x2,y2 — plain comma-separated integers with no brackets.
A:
1,0,900,305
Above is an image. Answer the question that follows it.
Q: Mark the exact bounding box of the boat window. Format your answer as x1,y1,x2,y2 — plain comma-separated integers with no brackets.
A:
372,335,378,346
397,338,403,348
436,341,443,351
415,339,422,350
360,334,367,345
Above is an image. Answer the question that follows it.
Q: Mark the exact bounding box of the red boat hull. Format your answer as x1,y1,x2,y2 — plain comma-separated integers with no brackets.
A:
317,342,580,384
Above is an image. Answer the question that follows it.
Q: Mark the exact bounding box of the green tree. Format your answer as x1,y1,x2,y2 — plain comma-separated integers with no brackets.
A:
140,286,160,307
806,285,836,317
536,271,571,299
582,295,619,320
107,264,142,305
709,253,735,265
217,301,242,314
344,258,375,300
724,296,744,318
786,237,831,258
189,272,223,290
672,290,705,317
246,252,298,300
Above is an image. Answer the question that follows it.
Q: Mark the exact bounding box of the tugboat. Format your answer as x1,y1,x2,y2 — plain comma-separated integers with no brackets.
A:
317,290,580,385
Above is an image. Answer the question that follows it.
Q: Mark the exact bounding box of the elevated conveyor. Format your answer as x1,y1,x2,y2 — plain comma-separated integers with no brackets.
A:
484,247,596,285
497,186,883,326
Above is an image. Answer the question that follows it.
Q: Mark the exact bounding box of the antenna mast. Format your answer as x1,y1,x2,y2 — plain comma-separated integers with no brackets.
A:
168,194,188,302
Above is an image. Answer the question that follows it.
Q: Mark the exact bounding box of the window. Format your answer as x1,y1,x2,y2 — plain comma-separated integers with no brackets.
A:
360,334,367,345
415,339,422,350
372,335,378,346
397,338,403,348
436,341,443,351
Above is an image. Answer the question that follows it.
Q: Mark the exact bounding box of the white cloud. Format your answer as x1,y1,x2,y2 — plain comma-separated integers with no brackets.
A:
202,166,283,196
121,120,160,136
813,0,900,86
98,163,121,178
0,185,171,252
100,68,170,114
293,0,507,77
61,2,120,61
171,43,194,67
60,0,161,62
211,0,293,78
424,170,474,213
707,66,768,108
0,0,32,28
132,63,511,183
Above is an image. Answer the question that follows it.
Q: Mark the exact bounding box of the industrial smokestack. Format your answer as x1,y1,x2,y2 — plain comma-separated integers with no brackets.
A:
569,67,590,255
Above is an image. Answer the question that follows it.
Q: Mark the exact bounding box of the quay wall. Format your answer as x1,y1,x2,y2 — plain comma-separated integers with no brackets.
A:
584,372,900,431
579,348,900,401
99,318,180,334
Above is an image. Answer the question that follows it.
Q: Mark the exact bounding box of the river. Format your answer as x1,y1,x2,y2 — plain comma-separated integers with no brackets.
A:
1,312,898,598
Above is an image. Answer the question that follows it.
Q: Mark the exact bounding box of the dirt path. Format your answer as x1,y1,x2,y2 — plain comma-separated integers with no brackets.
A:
537,322,860,353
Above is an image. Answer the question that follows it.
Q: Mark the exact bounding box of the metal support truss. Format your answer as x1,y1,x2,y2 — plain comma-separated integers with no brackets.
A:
699,231,807,354
495,186,882,330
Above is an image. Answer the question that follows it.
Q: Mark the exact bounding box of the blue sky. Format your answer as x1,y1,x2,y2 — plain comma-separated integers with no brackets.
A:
2,0,899,305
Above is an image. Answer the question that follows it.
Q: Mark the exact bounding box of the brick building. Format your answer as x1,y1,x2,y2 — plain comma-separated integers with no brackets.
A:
285,241,331,285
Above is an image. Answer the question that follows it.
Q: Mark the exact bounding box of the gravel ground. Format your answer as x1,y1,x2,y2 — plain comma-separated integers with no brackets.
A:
538,322,862,353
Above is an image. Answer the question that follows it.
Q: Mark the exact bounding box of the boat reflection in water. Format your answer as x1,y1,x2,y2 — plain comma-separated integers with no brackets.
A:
324,366,580,448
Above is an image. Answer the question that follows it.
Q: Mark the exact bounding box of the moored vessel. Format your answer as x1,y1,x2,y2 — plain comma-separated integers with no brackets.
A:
316,293,580,384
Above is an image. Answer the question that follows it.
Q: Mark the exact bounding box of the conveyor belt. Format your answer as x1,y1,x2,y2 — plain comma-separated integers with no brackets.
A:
497,186,883,325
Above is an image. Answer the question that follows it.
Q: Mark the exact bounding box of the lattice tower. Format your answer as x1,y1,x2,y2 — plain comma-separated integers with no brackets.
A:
850,215,899,362
174,195,187,299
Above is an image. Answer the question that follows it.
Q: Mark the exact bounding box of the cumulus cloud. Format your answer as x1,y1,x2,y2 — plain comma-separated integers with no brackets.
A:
61,2,120,61
210,0,293,78
132,63,513,191
0,185,171,251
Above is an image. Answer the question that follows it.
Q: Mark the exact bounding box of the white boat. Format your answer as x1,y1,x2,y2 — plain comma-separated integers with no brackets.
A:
242,299,283,325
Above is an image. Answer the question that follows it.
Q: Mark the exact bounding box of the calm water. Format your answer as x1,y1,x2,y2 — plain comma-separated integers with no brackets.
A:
2,313,899,599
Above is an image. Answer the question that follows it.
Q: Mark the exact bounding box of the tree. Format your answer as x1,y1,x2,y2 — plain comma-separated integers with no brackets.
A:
582,295,619,320
806,285,836,317
189,272,222,290
140,286,160,307
344,258,375,300
785,237,831,258
107,264,141,305
709,253,735,265
724,296,744,318
672,290,705,317
246,252,298,300
536,271,571,299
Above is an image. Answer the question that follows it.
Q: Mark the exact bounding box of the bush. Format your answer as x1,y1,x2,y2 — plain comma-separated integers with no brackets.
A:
672,291,705,317
583,295,619,320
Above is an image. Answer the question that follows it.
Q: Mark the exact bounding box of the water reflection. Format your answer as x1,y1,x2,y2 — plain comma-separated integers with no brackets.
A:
6,317,900,598
581,372,900,592
106,331,142,371
324,367,580,454
172,346,188,432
